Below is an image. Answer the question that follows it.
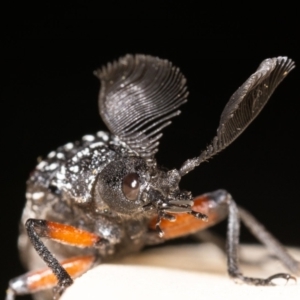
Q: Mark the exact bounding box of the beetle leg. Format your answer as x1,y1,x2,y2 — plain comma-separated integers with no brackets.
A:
226,195,298,285
148,189,299,285
18,219,106,298
6,255,96,300
237,206,300,276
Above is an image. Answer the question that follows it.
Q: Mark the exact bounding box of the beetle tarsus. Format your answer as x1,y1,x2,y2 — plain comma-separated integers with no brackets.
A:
190,210,208,222
155,216,164,237
267,273,297,285
229,271,296,286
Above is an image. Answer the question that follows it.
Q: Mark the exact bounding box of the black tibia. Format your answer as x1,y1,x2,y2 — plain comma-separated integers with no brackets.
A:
238,207,300,276
25,219,73,298
226,197,297,285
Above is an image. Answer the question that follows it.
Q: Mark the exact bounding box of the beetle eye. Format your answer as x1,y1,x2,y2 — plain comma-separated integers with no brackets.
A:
122,173,140,201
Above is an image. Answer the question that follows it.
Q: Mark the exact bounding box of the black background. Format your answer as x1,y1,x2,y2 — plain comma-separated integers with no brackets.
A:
1,3,299,299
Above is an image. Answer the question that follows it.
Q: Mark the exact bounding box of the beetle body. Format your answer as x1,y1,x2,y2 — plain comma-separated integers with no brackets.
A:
6,55,300,300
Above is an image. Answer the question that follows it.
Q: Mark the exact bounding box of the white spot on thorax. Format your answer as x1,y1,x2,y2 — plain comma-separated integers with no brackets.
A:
47,151,56,159
56,152,65,159
70,165,80,173
64,142,74,151
56,172,65,180
37,161,47,170
97,131,109,141
32,192,45,201
48,163,59,171
90,142,104,149
82,135,95,142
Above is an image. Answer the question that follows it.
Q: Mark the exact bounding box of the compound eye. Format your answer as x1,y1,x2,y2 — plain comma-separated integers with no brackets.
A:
122,173,140,201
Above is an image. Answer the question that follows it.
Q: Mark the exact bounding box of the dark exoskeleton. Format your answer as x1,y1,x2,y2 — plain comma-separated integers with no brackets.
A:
6,55,300,300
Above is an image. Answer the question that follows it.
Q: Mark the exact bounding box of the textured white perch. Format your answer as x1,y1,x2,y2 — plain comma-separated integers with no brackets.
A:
62,244,300,300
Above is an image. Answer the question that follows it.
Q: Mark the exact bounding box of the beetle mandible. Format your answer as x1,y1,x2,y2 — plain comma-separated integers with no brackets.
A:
6,54,300,300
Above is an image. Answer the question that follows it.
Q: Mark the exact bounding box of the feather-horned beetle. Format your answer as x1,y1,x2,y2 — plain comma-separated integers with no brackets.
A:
6,55,300,300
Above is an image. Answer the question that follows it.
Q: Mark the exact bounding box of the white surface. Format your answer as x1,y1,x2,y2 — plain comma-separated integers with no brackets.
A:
61,244,300,300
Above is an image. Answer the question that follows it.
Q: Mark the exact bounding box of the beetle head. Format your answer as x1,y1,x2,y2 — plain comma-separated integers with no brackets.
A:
95,155,206,227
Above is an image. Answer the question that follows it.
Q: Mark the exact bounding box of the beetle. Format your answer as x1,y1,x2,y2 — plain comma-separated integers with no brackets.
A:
6,54,300,300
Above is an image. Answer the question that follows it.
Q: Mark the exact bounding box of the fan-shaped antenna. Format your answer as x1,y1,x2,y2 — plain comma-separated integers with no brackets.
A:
94,54,188,157
179,57,295,176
